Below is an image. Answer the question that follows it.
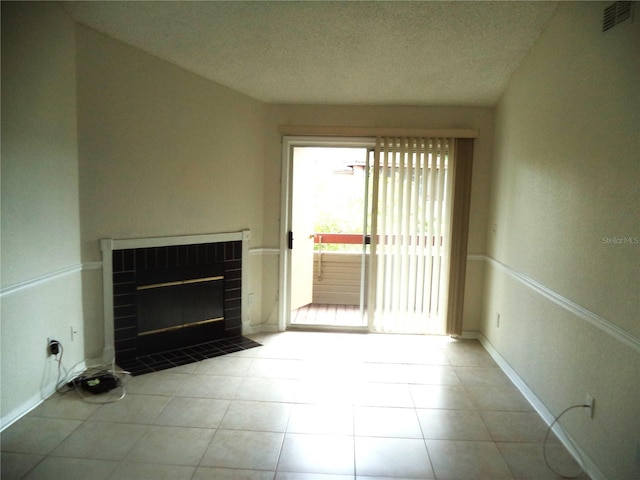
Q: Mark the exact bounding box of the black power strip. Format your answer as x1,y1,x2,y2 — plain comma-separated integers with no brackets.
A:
69,371,120,395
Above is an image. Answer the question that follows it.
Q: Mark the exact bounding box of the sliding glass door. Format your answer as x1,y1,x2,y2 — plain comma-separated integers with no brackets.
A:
281,135,473,336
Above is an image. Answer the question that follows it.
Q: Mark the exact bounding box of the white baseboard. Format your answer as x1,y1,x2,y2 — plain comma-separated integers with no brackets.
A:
460,330,480,339
245,324,280,335
1,360,88,432
478,333,606,480
1,388,52,432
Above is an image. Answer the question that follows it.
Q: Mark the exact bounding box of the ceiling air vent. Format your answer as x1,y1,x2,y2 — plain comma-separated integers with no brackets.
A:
603,1,632,32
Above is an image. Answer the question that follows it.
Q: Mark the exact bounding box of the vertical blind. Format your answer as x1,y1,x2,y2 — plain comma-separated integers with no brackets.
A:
368,137,454,334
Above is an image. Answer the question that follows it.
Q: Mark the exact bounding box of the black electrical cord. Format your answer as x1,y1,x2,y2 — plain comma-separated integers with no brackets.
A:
542,404,590,479
54,343,72,394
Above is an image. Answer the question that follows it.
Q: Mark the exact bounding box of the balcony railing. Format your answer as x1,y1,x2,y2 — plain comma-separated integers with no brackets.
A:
312,233,443,306
314,233,443,247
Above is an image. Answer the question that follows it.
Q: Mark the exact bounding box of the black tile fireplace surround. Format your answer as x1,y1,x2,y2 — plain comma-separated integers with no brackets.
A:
111,240,259,375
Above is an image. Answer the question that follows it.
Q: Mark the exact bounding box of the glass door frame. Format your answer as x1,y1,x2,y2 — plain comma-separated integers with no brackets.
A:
278,136,376,332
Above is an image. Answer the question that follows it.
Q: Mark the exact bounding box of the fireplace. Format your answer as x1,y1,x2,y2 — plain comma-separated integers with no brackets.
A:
101,232,259,375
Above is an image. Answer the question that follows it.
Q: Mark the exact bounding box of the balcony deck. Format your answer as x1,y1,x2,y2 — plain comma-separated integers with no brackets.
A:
291,303,366,328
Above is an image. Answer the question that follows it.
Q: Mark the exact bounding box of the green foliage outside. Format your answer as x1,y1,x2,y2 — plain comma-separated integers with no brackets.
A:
299,147,445,254
310,149,368,253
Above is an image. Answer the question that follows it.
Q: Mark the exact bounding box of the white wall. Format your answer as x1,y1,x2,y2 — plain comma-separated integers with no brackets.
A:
1,3,85,426
484,3,639,479
75,26,269,357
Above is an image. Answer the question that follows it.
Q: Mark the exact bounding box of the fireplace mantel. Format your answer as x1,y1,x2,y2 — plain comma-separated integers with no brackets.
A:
100,231,250,363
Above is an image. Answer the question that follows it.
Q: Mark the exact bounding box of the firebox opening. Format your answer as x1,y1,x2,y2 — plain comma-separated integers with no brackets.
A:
136,275,225,336
132,259,227,357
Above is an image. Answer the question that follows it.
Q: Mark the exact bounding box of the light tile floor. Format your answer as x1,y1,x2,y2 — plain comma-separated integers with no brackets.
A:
1,331,589,479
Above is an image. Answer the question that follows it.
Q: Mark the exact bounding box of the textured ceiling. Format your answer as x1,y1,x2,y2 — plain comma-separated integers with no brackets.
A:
62,1,558,106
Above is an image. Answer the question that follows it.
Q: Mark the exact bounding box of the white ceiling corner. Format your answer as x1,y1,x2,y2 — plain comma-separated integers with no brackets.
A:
62,1,559,106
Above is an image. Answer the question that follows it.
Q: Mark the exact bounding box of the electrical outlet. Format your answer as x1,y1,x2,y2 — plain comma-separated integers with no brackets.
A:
585,394,595,418
48,338,60,356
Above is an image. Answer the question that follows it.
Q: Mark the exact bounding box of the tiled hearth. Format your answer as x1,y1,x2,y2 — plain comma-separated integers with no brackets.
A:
117,336,261,376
